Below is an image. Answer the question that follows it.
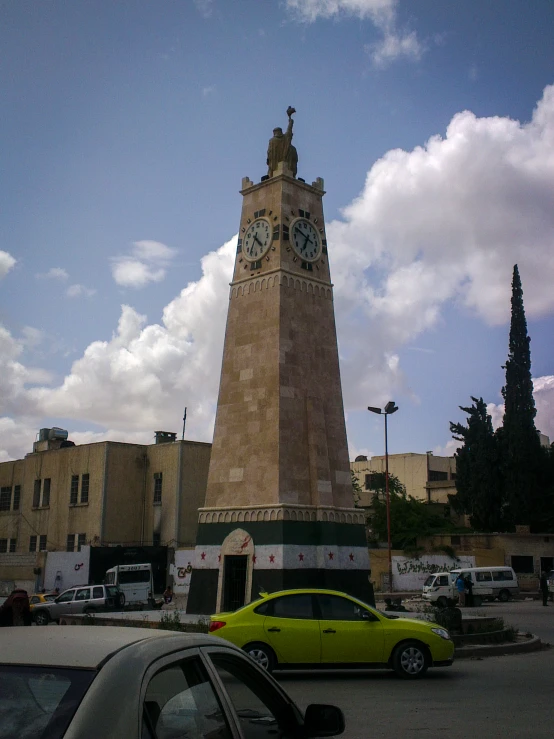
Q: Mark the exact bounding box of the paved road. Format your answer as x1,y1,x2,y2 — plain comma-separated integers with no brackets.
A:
276,600,554,739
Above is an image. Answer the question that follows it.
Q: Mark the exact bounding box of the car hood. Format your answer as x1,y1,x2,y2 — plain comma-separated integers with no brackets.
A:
383,615,438,630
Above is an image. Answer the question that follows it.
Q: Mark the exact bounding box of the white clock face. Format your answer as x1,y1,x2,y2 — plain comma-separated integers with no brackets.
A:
291,218,321,261
243,218,272,261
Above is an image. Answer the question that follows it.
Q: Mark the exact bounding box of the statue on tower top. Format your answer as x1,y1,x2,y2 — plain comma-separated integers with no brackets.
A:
267,106,298,178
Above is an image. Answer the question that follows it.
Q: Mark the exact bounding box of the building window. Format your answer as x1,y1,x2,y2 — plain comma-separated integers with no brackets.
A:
70,475,79,506
42,478,51,507
511,555,534,574
29,535,37,553
9,538,16,553
33,479,41,508
0,539,7,553
77,533,86,551
153,473,163,504
450,472,457,480
80,474,89,504
39,535,47,552
153,532,161,546
428,470,448,482
66,534,75,552
0,487,11,511
450,535,461,546
13,485,21,511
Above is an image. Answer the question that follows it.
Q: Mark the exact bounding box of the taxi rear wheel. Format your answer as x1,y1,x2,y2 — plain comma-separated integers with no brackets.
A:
392,641,429,679
243,642,277,673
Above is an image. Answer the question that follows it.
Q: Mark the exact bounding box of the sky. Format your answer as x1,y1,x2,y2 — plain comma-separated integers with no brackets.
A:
1,0,554,464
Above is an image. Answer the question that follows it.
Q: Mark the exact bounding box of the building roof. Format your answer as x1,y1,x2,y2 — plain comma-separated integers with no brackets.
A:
0,626,220,668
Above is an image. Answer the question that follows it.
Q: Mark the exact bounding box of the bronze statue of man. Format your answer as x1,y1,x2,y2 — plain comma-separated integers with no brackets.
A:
267,106,298,177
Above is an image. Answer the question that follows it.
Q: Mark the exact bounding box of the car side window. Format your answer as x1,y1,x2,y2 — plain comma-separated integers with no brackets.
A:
93,586,104,599
493,570,513,581
317,594,368,621
475,572,492,582
57,590,75,603
75,588,91,600
30,596,39,604
271,594,313,619
209,654,297,739
142,657,231,739
438,575,449,586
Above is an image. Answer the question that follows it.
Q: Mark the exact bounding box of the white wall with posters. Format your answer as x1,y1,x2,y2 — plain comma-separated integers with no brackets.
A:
170,548,195,596
392,554,475,591
44,547,91,592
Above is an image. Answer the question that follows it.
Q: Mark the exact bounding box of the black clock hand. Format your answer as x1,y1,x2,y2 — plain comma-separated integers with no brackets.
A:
253,235,263,246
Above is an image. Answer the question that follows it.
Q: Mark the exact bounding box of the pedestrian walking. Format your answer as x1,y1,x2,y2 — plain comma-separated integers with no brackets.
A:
539,571,549,607
464,574,474,607
0,589,32,626
455,573,466,607
163,586,173,604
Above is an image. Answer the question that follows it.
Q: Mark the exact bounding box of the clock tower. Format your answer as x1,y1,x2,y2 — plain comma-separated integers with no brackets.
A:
187,111,371,614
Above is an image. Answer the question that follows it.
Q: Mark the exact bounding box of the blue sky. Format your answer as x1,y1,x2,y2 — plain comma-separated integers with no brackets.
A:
1,0,553,462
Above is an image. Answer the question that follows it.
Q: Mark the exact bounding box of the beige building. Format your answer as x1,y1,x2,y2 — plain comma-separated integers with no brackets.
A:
351,452,457,505
0,429,211,585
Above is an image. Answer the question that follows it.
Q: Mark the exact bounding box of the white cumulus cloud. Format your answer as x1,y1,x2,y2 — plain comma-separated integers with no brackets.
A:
111,240,178,288
0,250,16,279
36,267,69,281
286,0,423,67
66,284,96,298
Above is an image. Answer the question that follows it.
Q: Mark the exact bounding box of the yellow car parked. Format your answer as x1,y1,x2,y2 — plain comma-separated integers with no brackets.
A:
28,593,57,611
210,588,454,679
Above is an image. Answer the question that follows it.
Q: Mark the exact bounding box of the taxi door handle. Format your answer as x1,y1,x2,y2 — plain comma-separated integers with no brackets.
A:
323,628,336,634
267,627,281,632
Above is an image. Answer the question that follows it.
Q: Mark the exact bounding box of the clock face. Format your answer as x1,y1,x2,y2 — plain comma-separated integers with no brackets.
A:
243,218,272,261
291,218,321,261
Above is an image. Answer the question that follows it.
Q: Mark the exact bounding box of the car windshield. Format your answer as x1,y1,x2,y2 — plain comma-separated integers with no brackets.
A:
0,665,95,739
105,586,119,598
424,576,436,586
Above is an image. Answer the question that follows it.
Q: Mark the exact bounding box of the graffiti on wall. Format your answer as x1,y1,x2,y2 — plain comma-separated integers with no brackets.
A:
391,554,476,591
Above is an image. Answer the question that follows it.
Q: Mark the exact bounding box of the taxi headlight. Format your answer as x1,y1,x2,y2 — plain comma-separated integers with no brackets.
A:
431,627,451,640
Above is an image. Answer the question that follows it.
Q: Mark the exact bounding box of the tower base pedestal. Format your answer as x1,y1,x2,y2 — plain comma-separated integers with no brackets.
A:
186,514,374,615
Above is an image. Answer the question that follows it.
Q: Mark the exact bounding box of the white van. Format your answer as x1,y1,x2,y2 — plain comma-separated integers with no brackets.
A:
422,566,519,607
105,563,154,606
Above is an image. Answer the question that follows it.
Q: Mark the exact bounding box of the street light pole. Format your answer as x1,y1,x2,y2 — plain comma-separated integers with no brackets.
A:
368,401,398,595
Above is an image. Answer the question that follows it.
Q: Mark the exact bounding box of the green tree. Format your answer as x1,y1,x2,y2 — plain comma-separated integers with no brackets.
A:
449,397,505,531
351,469,363,507
368,486,454,549
501,265,545,529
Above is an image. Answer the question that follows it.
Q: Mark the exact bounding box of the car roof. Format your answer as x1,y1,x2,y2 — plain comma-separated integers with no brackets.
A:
0,627,225,669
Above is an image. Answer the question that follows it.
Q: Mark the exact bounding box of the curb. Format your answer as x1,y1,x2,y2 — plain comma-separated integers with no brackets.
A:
454,634,543,659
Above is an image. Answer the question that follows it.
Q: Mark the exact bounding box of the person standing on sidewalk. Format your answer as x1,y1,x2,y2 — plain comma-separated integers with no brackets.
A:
456,573,466,607
539,571,549,607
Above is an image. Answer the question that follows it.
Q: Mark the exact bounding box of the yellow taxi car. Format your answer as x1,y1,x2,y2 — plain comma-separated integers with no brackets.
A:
209,588,454,679
28,593,57,611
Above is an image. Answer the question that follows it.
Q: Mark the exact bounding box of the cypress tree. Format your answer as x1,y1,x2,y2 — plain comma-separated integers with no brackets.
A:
501,265,543,529
449,397,505,531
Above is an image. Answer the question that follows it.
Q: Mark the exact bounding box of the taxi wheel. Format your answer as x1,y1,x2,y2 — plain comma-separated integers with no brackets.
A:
243,642,277,673
498,590,510,602
392,641,429,679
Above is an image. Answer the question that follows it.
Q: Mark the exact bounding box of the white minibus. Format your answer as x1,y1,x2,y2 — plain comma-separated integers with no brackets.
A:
422,566,519,607
105,563,154,606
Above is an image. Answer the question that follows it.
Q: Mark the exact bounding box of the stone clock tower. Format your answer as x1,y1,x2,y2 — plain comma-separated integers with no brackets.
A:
187,111,371,614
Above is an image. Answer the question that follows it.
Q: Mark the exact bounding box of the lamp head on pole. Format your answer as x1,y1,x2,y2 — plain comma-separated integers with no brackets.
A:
384,401,398,415
367,406,382,415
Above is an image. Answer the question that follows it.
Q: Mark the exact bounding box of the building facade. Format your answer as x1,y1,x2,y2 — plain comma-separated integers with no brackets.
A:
351,452,457,505
0,431,211,588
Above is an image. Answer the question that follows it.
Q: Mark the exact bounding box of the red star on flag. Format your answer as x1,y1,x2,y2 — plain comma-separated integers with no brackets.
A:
252,555,257,564
201,552,206,560
349,553,354,561
298,553,304,561
328,551,334,560
269,555,275,563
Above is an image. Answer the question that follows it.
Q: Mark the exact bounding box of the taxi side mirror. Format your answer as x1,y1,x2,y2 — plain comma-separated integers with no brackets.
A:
304,704,345,737
362,611,378,622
